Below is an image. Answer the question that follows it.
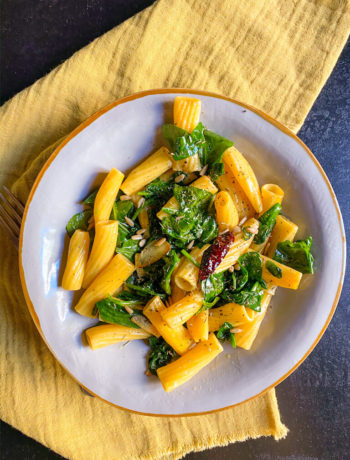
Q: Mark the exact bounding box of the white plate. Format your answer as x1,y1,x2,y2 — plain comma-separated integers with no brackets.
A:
19,89,346,416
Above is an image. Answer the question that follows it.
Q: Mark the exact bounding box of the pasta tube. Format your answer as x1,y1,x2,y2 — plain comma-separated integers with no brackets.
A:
261,184,284,213
267,215,298,258
216,165,254,220
261,254,302,289
85,324,150,350
94,168,124,223
143,296,193,355
223,147,263,213
187,310,209,342
157,333,223,392
172,96,202,172
208,294,272,350
82,220,118,288
175,245,209,291
160,290,203,328
215,218,259,272
75,253,135,318
62,230,90,290
157,175,217,220
121,147,172,195
215,190,239,232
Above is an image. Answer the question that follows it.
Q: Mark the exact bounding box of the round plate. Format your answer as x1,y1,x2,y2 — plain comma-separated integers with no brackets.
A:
19,89,346,416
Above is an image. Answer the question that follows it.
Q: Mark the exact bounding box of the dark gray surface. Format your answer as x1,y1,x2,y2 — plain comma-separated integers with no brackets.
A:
1,1,349,459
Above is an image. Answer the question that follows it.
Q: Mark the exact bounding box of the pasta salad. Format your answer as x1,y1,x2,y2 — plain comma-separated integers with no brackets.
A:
61,96,314,392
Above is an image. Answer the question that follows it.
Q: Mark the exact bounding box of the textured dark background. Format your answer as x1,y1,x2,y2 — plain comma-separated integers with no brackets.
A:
0,1,349,459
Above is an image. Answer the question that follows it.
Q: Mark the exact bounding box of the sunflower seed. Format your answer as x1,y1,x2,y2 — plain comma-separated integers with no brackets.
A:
239,217,247,226
155,237,167,247
199,164,208,176
137,197,145,208
125,216,134,227
120,195,132,201
187,240,194,250
136,228,146,235
131,234,143,240
139,238,147,247
175,174,186,183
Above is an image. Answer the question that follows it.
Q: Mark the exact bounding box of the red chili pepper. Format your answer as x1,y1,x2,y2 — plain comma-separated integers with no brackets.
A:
199,231,235,280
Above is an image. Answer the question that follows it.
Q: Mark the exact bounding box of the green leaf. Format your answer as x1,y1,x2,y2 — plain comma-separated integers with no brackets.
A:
108,292,147,307
163,123,206,161
66,209,92,237
161,250,180,295
254,203,282,244
216,322,236,348
266,260,282,279
238,252,264,283
117,239,140,261
148,337,177,375
125,275,166,298
173,184,212,213
201,272,225,303
273,237,314,274
82,189,98,206
203,129,234,180
110,202,118,220
96,297,139,328
116,200,135,222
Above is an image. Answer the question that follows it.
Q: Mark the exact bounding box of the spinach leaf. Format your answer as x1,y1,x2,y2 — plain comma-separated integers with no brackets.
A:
216,322,236,348
201,272,225,303
231,266,249,291
82,189,98,206
161,184,218,247
138,176,177,210
266,260,282,278
109,291,147,307
173,184,212,212
95,297,139,328
116,200,135,222
163,123,206,161
254,203,282,244
66,209,92,237
117,239,140,261
148,337,177,375
161,250,180,295
225,281,264,312
238,252,265,285
125,273,166,299
203,129,234,180
273,237,314,274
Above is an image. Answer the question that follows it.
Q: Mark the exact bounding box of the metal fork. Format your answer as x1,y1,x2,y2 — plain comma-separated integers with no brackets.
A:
0,186,24,248
0,186,94,397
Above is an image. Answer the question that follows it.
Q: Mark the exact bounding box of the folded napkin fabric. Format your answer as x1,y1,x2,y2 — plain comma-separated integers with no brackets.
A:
0,0,349,459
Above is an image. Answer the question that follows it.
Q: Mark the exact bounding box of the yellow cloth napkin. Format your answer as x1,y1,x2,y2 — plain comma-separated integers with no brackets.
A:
0,0,349,458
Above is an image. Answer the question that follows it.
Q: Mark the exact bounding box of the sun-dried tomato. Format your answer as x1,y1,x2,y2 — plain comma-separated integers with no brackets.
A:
199,231,235,280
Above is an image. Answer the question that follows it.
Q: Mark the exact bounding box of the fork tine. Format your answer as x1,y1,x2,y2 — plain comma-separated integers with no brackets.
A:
0,214,19,248
0,193,22,226
0,204,21,235
2,186,25,215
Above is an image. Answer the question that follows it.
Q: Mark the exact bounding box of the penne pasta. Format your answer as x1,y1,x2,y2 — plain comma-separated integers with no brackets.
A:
121,147,172,196
94,168,124,223
157,175,217,220
85,324,151,350
215,218,259,272
187,310,209,342
261,254,302,289
170,281,187,304
261,184,284,213
82,220,118,288
175,245,209,291
223,147,263,213
216,165,255,220
267,215,299,258
215,190,239,232
62,230,90,290
160,290,203,329
157,333,223,392
143,296,193,355
75,253,135,318
172,96,202,172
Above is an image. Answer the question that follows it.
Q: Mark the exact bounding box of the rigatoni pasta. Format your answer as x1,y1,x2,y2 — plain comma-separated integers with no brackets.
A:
62,230,90,290
62,96,314,392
